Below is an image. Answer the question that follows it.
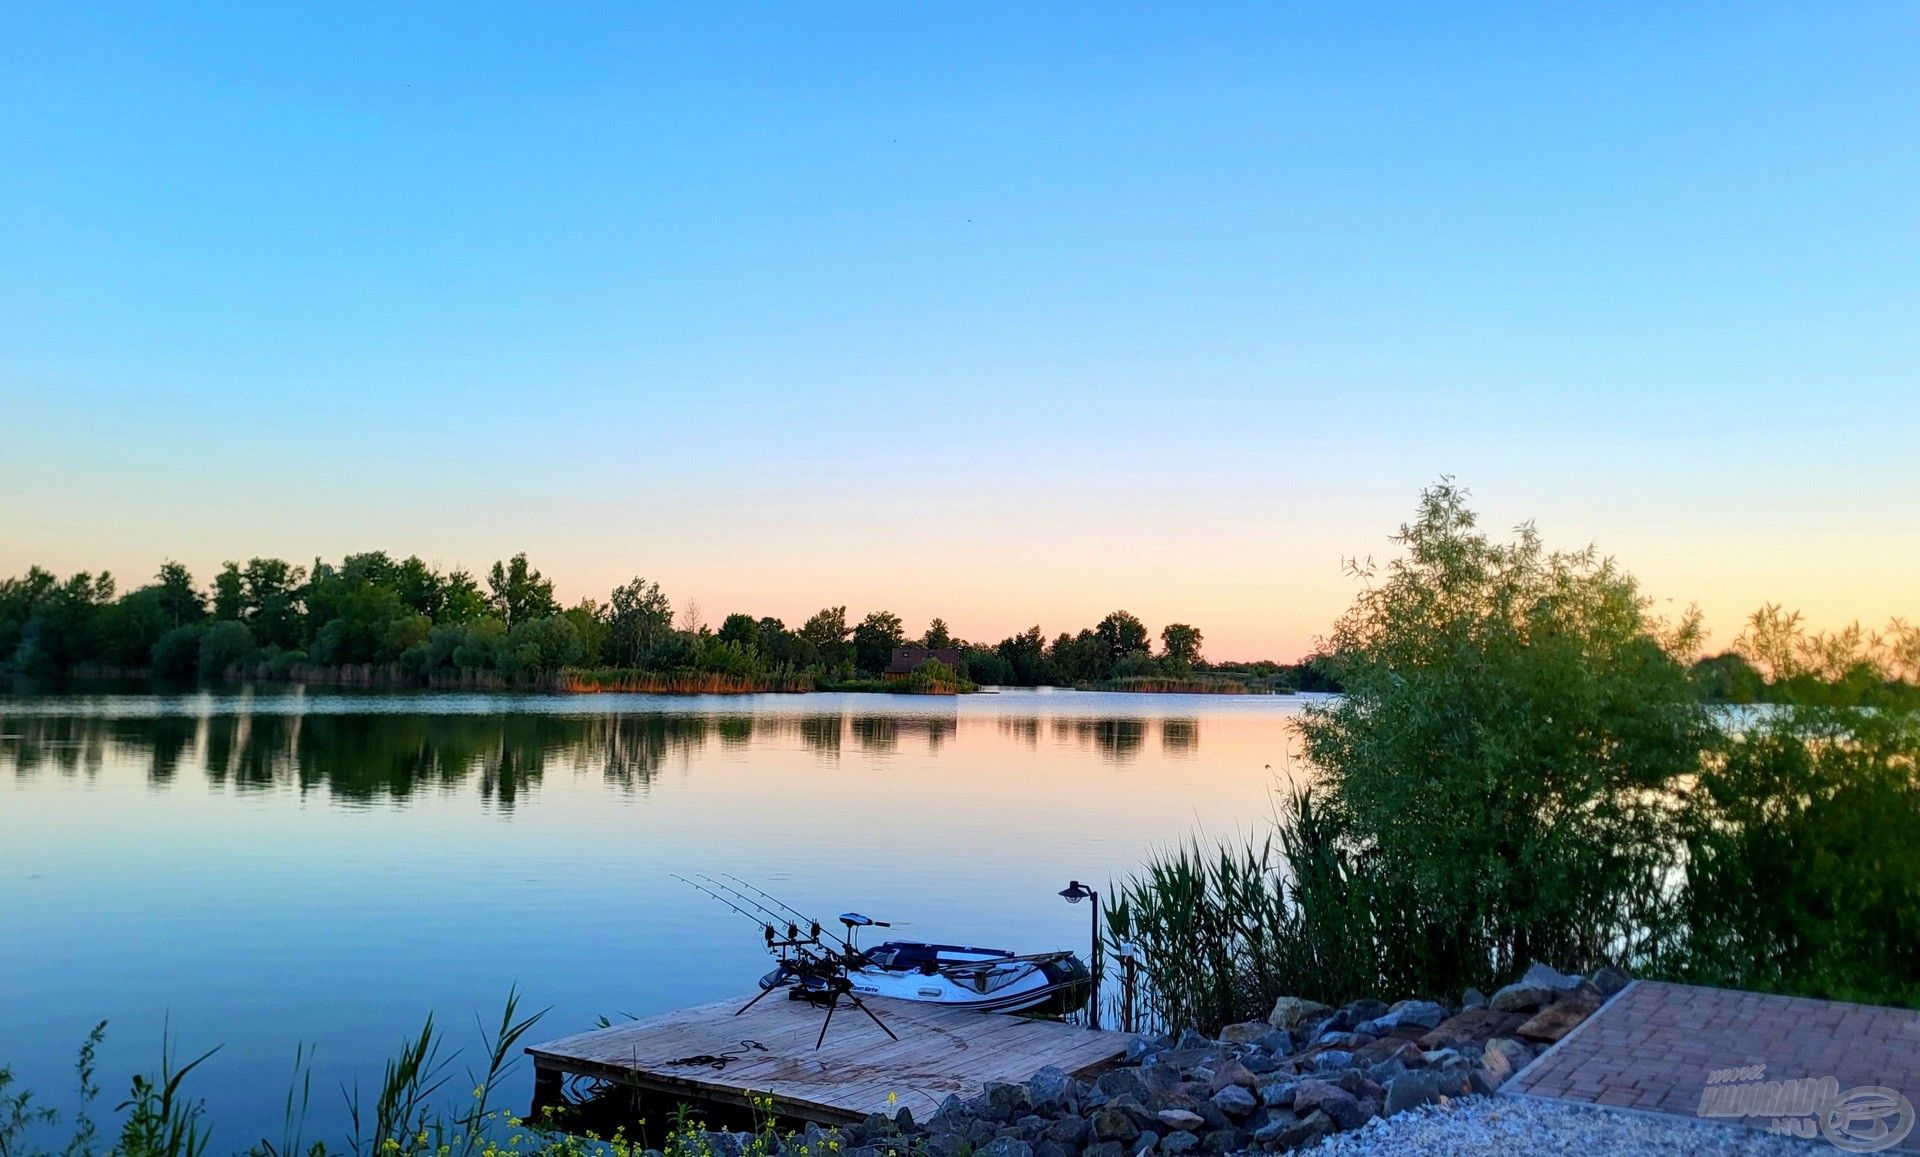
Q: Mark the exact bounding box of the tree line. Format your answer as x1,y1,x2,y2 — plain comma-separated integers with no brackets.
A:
0,552,1335,689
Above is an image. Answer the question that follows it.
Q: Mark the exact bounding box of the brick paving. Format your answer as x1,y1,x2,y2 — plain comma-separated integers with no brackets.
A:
1510,980,1920,1147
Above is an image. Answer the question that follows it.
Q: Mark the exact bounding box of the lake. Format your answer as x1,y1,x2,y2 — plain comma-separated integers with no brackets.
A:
0,687,1317,1146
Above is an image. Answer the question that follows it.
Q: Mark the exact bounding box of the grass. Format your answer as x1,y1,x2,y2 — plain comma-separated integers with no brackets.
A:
0,996,870,1157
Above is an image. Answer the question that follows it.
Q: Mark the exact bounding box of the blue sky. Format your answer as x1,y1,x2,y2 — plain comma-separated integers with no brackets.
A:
3,4,1916,658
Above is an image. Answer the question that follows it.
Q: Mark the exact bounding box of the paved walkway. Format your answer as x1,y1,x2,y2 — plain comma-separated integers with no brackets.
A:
1510,980,1920,1150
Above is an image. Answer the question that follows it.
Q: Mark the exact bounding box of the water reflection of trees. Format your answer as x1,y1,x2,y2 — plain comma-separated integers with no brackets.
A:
0,708,1207,800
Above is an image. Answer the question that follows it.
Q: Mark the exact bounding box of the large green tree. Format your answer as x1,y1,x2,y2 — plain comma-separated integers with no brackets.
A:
1300,482,1712,985
487,554,559,630
853,610,906,674
1160,623,1203,674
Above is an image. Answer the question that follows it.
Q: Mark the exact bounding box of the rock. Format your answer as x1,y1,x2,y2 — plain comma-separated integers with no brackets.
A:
979,1140,1033,1157
1107,1095,1157,1131
1091,1109,1140,1144
1518,962,1584,992
1198,1127,1243,1154
1489,981,1556,1013
1127,1131,1157,1157
1588,966,1631,998
1208,1086,1257,1118
1154,1111,1204,1133
1461,987,1488,1009
1347,999,1389,1021
1515,995,1600,1044
936,1091,970,1118
1359,1000,1448,1035
1045,1118,1091,1150
1256,1078,1298,1107
1028,1066,1073,1111
1253,1029,1293,1055
1274,1111,1334,1150
1156,1133,1198,1157
1250,1110,1299,1146
1174,1029,1214,1051
1480,1037,1535,1085
1125,1036,1157,1064
1383,1070,1445,1115
1313,1030,1369,1050
1417,1007,1530,1049
1306,1049,1354,1072
1206,1059,1260,1093
1096,1069,1152,1105
1266,996,1332,1029
1291,1080,1365,1130
1239,1053,1283,1076
928,1137,969,1157
894,1107,916,1131
984,1081,1033,1120
1034,1144,1071,1157
1084,1144,1125,1157
1218,1021,1269,1045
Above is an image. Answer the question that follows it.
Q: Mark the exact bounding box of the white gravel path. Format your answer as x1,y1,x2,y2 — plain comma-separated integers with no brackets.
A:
1305,1094,1824,1155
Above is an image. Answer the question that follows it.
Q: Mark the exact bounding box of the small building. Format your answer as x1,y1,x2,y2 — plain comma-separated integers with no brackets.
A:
885,646,962,679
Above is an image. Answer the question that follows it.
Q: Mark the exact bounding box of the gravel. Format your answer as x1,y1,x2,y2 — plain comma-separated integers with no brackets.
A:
1305,1094,1821,1155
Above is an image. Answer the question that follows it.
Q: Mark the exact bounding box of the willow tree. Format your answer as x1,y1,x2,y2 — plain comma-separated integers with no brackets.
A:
1300,481,1712,990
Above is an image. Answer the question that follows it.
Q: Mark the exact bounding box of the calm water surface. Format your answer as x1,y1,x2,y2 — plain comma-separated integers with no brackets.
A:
0,688,1316,1143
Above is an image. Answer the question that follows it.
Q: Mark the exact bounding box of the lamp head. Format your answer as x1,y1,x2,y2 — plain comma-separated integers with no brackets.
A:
1059,880,1093,904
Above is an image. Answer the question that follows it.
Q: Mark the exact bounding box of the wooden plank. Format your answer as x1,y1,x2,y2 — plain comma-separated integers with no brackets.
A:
527,993,1130,1124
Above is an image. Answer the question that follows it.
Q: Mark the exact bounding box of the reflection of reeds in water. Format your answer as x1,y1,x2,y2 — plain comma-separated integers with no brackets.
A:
1161,719,1198,755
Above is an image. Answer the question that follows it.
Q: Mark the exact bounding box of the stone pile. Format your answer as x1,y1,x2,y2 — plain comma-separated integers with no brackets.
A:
700,963,1627,1157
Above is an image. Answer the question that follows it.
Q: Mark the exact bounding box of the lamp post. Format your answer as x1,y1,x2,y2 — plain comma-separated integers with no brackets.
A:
1059,880,1101,1029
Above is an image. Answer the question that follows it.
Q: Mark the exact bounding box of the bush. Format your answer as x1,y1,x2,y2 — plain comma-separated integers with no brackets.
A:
151,625,208,680
1677,700,1920,1006
1110,483,1717,1027
1298,482,1711,992
196,621,256,679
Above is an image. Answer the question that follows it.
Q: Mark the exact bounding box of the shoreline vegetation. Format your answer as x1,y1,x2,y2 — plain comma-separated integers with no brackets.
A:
2,483,1918,1157
0,553,1337,697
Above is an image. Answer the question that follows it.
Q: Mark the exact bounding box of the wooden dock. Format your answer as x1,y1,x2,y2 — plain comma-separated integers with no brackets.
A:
526,993,1131,1124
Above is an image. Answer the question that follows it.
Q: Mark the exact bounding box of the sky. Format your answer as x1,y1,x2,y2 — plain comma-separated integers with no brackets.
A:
2,3,1916,661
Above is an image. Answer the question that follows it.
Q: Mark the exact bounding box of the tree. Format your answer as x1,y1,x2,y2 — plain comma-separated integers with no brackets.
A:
198,619,256,678
487,554,558,630
717,613,760,650
800,606,852,672
212,563,245,621
923,618,954,650
241,558,306,649
12,571,115,675
853,610,906,675
1095,611,1151,665
439,569,491,624
153,561,205,628
1299,481,1712,988
501,614,584,676
1160,623,1203,674
1049,628,1108,682
563,599,608,667
95,587,173,668
605,577,674,667
995,626,1050,686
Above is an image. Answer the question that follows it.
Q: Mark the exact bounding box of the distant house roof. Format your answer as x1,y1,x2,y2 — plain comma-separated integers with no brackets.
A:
885,646,962,675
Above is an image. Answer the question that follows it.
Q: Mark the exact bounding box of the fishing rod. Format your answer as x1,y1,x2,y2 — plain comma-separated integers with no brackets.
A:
673,874,783,934
717,873,820,930
697,874,809,934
